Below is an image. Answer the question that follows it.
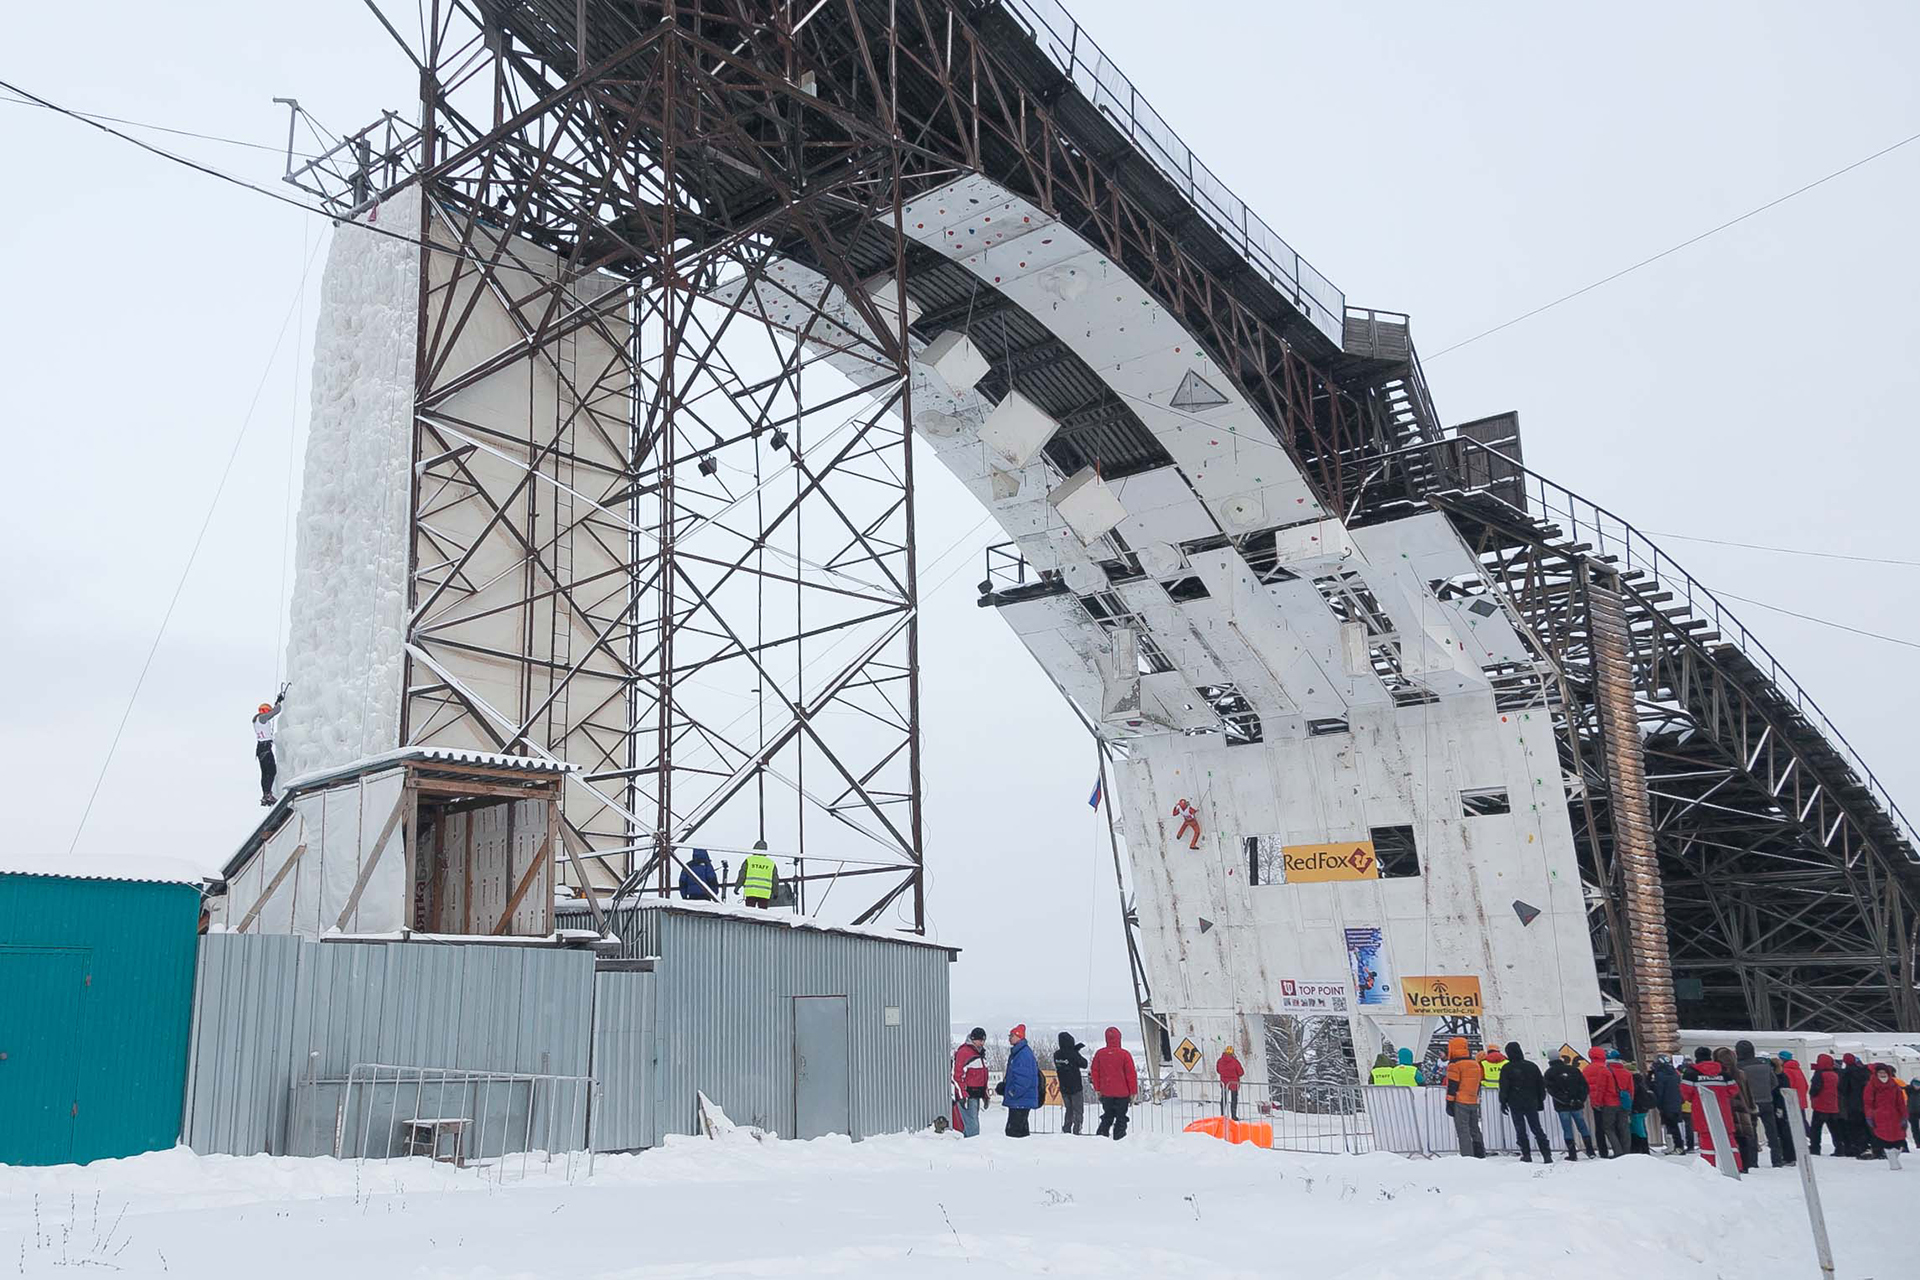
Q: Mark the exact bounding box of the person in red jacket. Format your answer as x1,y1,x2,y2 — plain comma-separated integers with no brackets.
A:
1860,1063,1909,1169
1584,1045,1629,1158
1215,1047,1245,1120
1778,1050,1811,1114
1807,1052,1847,1155
1681,1056,1744,1172
1090,1027,1139,1141
951,1028,989,1138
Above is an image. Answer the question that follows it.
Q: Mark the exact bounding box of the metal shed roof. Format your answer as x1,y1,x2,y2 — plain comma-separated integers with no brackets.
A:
0,853,212,886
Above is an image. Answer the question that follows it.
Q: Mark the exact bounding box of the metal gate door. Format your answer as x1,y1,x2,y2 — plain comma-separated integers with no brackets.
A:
792,996,850,1140
0,948,88,1165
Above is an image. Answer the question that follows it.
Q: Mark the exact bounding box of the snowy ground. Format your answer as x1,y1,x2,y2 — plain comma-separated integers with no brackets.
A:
1,1131,1905,1279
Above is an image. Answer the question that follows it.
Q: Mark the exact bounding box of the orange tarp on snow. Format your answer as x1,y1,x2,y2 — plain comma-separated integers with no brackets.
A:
1182,1116,1273,1148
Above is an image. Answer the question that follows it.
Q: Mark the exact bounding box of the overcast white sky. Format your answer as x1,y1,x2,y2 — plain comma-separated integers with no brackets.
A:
3,1,1916,1024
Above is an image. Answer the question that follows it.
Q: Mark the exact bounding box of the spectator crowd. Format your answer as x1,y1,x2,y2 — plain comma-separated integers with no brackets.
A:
956,1023,1920,1173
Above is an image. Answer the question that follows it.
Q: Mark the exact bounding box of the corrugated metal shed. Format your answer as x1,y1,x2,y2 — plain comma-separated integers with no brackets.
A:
0,872,202,1165
182,934,595,1156
578,905,954,1145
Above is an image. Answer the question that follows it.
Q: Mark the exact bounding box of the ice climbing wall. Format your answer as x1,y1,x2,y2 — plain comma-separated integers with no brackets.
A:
279,186,420,779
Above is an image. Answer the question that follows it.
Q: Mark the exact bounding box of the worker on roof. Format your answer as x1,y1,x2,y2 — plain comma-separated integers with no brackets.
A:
736,840,777,910
253,683,288,807
678,848,720,901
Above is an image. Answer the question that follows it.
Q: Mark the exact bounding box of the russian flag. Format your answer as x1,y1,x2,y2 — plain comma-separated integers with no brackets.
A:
1088,776,1103,810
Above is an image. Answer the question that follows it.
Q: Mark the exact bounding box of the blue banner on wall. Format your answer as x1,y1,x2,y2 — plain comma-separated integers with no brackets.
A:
1344,926,1395,1007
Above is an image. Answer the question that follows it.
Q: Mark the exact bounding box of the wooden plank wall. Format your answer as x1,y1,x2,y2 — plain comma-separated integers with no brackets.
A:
427,798,552,936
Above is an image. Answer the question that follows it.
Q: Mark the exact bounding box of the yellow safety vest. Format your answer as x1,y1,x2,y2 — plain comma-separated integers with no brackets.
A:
1389,1064,1419,1087
1482,1059,1505,1088
1370,1065,1395,1085
741,853,776,900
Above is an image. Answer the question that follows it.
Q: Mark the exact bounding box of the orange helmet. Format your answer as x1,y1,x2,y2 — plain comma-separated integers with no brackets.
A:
258,703,273,714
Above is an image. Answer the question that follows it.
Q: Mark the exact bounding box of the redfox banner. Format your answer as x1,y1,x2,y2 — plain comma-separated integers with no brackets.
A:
1280,840,1379,883
1402,975,1483,1017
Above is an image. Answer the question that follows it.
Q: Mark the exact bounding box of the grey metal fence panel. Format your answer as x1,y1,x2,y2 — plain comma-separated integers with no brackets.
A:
647,910,952,1146
182,932,303,1156
588,969,655,1151
181,934,595,1155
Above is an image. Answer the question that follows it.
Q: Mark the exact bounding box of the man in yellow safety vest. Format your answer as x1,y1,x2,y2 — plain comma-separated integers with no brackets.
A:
736,840,777,909
1481,1047,1507,1091
1370,1052,1397,1085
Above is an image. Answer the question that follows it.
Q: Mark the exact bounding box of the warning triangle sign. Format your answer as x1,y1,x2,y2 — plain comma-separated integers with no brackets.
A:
1170,369,1229,412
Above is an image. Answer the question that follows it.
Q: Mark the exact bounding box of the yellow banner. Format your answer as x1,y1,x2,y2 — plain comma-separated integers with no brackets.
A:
1403,976,1483,1017
1281,841,1379,883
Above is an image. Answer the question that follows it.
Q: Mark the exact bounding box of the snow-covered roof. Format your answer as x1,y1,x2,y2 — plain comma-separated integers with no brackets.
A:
559,895,960,954
0,852,212,887
281,746,577,794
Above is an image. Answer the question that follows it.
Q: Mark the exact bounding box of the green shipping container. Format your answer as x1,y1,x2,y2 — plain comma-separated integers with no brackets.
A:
0,872,201,1166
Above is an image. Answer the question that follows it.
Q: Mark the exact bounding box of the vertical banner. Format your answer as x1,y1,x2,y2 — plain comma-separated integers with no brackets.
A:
1344,926,1395,1008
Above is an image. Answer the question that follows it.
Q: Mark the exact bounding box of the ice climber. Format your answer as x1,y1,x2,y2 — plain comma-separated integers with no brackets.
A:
1090,1026,1137,1141
1054,1032,1089,1135
998,1024,1040,1138
253,684,288,805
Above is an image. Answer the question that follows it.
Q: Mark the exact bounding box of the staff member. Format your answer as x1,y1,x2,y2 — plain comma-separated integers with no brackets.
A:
735,840,777,909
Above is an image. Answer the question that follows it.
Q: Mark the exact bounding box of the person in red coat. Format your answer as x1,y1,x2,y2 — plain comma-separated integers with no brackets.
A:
951,1028,989,1137
1861,1063,1909,1169
1215,1047,1246,1120
1090,1026,1139,1141
1681,1057,1744,1172
1807,1052,1847,1155
1778,1051,1811,1114
1583,1045,1629,1157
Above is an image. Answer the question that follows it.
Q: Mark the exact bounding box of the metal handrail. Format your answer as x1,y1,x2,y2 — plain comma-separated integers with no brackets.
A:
1427,436,1917,858
991,0,1345,345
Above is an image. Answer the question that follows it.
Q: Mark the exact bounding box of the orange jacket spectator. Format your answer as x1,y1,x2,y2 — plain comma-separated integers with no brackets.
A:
1444,1036,1483,1106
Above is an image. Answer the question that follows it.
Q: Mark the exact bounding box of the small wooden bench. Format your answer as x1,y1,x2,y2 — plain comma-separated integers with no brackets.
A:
401,1117,471,1165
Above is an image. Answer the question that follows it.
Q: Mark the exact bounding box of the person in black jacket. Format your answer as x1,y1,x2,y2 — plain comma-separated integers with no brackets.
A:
1054,1031,1089,1135
1544,1050,1596,1160
1497,1042,1551,1163
1650,1056,1689,1153
1840,1054,1872,1156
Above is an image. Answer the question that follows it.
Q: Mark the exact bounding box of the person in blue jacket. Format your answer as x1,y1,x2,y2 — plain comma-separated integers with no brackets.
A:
678,848,720,901
998,1024,1041,1137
